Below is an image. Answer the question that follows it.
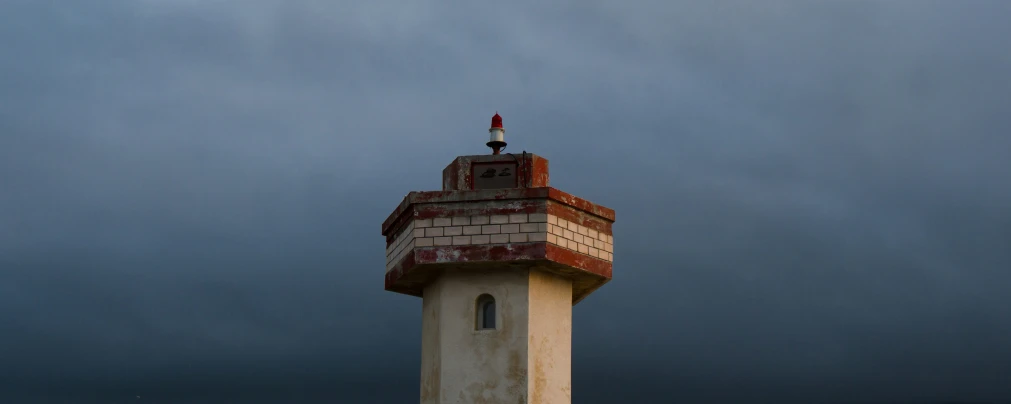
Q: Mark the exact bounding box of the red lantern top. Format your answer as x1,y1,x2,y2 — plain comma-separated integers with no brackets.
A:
491,112,503,129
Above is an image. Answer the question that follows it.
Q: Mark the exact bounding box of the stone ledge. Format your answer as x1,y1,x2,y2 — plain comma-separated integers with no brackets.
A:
384,242,611,305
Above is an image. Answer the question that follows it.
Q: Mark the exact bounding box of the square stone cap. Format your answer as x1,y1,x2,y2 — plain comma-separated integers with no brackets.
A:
443,153,550,191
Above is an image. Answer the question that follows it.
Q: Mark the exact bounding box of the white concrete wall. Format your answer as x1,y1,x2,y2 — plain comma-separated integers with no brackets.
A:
527,270,573,403
419,268,574,404
420,276,444,404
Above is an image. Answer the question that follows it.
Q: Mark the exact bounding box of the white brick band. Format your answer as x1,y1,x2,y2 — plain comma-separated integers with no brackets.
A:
545,215,613,263
386,213,613,272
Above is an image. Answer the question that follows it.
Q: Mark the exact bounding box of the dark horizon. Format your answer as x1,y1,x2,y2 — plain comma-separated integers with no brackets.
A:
2,1,1009,403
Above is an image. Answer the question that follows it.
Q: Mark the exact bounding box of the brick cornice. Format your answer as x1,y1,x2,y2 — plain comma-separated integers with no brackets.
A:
382,187,615,237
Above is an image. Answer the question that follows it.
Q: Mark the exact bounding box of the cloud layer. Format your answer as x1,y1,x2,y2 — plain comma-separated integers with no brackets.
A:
1,1,1009,402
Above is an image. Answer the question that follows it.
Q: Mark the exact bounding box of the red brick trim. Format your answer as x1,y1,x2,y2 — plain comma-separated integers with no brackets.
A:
546,202,613,235
384,249,419,295
546,188,615,221
414,243,547,264
384,242,613,298
544,243,612,279
412,200,546,221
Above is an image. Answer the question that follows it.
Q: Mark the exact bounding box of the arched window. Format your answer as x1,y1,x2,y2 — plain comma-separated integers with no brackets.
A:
476,294,496,330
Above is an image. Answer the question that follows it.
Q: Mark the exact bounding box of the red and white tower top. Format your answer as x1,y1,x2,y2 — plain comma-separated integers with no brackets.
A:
380,114,616,402
487,112,506,155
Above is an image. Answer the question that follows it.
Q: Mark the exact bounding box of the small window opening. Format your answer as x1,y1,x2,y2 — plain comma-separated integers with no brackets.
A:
476,294,496,330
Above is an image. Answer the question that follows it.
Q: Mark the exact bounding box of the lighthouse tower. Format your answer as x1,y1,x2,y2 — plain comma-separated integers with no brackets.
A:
381,114,615,404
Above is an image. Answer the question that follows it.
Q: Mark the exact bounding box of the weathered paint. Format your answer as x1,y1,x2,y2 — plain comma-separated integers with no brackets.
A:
386,201,612,249
440,154,551,192
545,188,614,222
420,275,444,403
420,268,573,404
413,200,545,221
384,212,613,274
415,243,547,265
531,156,550,189
545,202,612,235
441,160,460,192
384,249,421,297
384,242,610,305
381,187,614,238
387,199,547,247
421,269,531,404
527,270,572,403
543,244,612,279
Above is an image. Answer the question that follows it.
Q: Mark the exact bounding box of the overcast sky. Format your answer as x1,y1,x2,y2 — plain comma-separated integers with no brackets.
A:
2,1,1010,403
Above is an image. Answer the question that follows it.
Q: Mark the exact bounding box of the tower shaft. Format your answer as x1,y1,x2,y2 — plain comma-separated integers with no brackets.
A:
421,268,572,403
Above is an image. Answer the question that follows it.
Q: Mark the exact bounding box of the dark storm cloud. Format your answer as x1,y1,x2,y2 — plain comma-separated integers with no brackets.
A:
1,1,1009,403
